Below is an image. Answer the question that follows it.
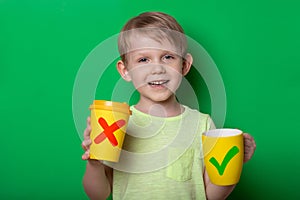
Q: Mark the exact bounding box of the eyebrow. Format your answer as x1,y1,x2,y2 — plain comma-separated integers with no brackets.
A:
131,50,178,57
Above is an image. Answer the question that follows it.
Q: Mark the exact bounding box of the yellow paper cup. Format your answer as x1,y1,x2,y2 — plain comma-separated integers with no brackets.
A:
89,100,131,162
202,129,244,185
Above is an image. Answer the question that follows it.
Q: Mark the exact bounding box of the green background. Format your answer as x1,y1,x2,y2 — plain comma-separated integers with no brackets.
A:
1,0,299,199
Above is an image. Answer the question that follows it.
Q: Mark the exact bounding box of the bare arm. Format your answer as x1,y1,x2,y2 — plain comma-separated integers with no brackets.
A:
204,169,235,200
204,119,236,199
82,117,113,200
203,132,256,200
83,160,112,200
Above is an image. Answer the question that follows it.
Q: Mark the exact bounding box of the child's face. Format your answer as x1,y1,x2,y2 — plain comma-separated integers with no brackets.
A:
118,34,191,104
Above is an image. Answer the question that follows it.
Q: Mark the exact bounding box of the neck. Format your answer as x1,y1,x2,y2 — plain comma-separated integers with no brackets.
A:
134,95,184,117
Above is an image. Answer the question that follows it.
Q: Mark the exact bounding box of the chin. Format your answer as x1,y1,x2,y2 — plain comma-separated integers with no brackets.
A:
150,94,175,103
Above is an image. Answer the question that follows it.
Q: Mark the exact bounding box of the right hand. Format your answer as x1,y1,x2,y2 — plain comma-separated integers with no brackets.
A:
81,116,92,160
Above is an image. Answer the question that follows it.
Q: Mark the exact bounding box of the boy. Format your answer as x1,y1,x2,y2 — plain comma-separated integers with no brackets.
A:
81,12,256,200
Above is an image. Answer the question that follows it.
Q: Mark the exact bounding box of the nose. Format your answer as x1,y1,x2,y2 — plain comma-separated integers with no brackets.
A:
151,63,166,74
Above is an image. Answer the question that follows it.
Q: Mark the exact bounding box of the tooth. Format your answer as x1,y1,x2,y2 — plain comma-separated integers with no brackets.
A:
148,80,168,85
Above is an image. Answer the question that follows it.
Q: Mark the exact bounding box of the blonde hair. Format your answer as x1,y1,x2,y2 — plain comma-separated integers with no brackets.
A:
118,12,187,64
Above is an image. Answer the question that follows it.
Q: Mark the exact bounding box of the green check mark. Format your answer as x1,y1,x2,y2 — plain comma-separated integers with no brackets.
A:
209,146,240,176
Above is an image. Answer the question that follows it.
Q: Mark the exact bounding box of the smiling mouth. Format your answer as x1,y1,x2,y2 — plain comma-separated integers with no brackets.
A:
148,80,169,86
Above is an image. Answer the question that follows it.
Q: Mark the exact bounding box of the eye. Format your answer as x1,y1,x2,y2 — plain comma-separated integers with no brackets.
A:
138,57,149,63
163,54,175,60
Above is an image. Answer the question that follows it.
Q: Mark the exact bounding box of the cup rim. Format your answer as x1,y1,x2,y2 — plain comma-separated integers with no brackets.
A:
203,128,242,137
89,100,131,115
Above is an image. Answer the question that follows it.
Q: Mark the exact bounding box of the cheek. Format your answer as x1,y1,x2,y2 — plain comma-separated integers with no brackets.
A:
128,66,149,77
129,71,147,88
167,66,183,78
132,79,148,89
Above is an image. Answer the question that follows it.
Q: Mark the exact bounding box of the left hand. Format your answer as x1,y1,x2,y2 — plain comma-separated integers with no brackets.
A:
243,133,256,163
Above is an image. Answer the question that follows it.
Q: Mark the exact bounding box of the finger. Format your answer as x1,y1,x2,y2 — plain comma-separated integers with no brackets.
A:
244,139,256,148
84,116,92,136
83,127,92,140
244,140,256,154
244,148,255,159
243,133,254,141
82,154,89,160
243,133,256,146
244,154,252,163
244,145,256,163
82,149,90,160
244,145,251,152
81,139,91,150
244,138,257,150
87,116,91,127
81,142,87,151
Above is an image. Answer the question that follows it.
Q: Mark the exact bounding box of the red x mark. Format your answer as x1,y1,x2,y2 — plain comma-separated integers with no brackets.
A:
94,117,126,146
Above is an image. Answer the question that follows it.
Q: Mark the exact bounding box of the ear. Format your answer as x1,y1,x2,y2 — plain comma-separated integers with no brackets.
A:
117,60,131,81
182,53,193,76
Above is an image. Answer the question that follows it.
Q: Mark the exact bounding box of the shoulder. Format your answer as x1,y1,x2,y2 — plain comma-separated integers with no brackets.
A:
182,105,210,118
182,105,214,130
